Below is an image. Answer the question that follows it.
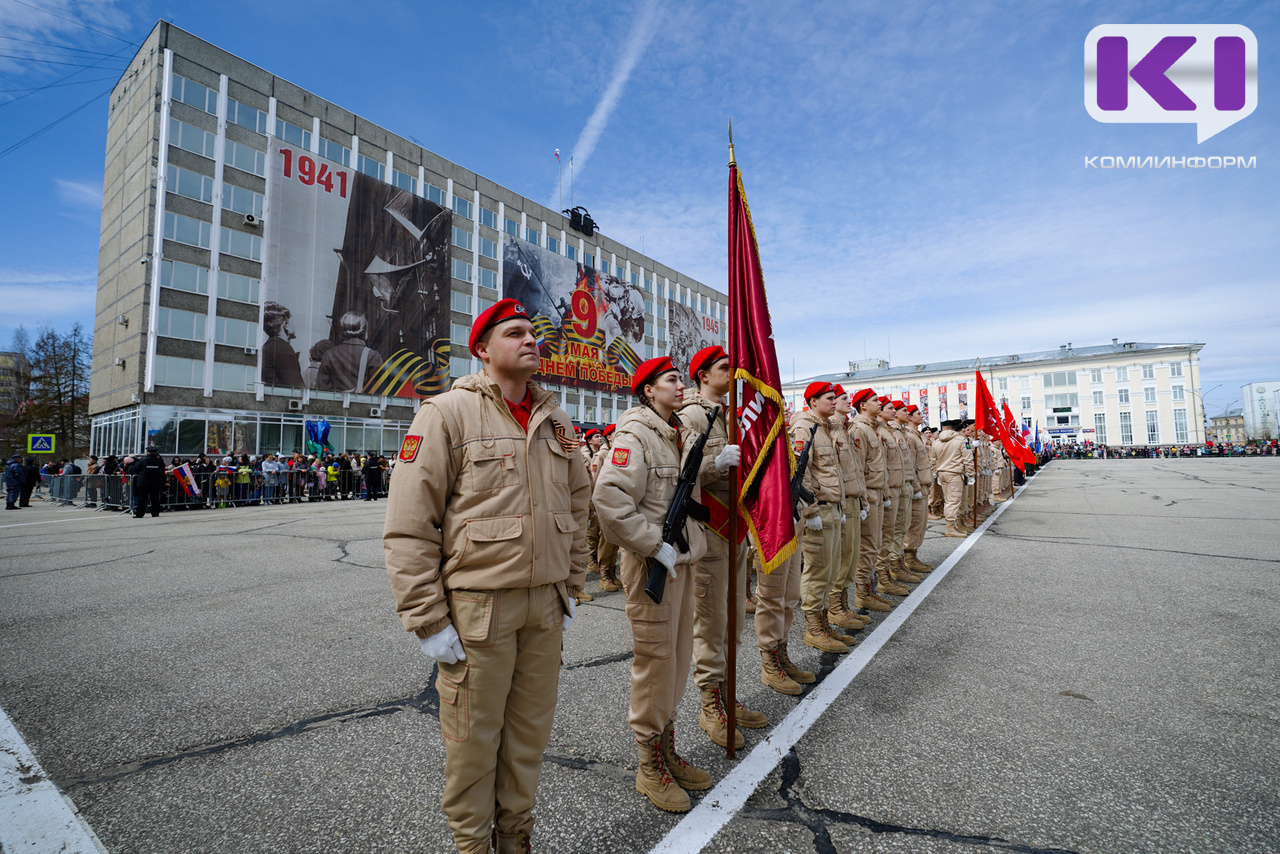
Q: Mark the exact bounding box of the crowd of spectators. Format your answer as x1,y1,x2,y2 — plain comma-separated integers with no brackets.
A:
1048,441,1279,459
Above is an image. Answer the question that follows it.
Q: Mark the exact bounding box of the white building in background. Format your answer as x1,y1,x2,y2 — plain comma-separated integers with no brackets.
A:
1240,382,1280,440
783,340,1206,446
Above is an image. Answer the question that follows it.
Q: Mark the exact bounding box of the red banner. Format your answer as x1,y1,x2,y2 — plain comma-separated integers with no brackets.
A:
729,158,796,574
1002,400,1036,470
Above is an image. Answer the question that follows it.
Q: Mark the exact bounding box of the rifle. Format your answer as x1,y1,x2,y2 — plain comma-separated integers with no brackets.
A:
790,423,820,520
644,406,720,604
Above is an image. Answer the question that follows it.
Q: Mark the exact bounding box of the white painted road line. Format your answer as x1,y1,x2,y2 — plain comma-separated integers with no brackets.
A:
648,475,1035,854
0,703,107,854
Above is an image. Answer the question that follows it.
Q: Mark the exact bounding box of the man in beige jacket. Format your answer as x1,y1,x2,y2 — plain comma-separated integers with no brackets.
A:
902,405,934,574
591,424,622,592
935,419,976,538
594,356,709,814
875,398,913,597
383,299,590,854
848,389,893,612
827,385,871,635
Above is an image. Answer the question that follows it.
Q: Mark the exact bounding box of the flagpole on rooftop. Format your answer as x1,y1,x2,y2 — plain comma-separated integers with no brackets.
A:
725,118,739,760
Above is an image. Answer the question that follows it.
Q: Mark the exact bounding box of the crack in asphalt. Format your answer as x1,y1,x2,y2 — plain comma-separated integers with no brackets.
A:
564,650,634,670
0,549,157,579
985,531,1280,564
740,749,1082,854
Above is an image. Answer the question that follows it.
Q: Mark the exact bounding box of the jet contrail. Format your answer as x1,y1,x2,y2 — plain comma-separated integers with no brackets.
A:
551,0,664,210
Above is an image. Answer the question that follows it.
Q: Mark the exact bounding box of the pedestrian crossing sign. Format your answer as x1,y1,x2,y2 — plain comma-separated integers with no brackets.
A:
27,434,55,454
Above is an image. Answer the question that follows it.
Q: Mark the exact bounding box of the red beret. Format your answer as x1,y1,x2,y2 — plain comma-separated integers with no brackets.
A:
832,384,847,398
850,388,877,409
584,428,601,439
804,381,834,401
877,395,891,406
688,345,728,382
904,404,919,414
469,298,530,356
602,424,616,437
631,356,677,395
884,399,902,411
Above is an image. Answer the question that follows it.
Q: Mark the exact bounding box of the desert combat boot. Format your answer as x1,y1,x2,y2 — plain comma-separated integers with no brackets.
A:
698,686,745,749
661,723,712,791
636,737,691,813
761,647,802,695
803,609,849,654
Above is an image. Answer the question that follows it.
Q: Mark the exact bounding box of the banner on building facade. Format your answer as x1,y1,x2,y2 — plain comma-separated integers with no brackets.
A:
501,235,644,392
666,300,722,377
263,139,452,399
957,382,969,420
918,389,930,426
938,386,949,421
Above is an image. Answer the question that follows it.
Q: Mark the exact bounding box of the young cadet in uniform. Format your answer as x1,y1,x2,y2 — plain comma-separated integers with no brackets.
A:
848,389,893,612
902,405,934,574
935,419,976,538
677,345,768,750
827,385,871,635
889,402,923,584
594,356,710,814
383,299,590,854
874,399,912,597
579,428,604,602
927,429,944,520
958,421,978,531
591,424,622,592
791,382,852,654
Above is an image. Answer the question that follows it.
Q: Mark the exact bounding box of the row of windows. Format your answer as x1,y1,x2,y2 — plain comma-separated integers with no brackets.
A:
169,118,269,177
448,259,497,289
154,355,256,392
156,307,260,348
164,212,262,261
169,165,264,217
161,260,261,304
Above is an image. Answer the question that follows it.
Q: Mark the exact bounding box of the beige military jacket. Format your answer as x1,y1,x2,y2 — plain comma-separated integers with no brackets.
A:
383,371,591,639
831,416,867,504
676,389,731,504
580,444,595,470
590,440,612,489
877,418,905,490
891,422,918,489
849,412,886,492
593,406,707,567
790,410,844,517
905,427,931,489
934,429,976,476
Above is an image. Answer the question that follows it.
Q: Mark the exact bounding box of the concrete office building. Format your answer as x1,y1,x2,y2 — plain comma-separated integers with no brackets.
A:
1209,407,1246,444
1240,382,1279,440
784,340,1206,446
89,23,726,459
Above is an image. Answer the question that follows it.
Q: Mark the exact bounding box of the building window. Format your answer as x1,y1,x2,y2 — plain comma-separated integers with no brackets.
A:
153,355,203,388
450,291,472,313
505,217,519,237
171,74,217,114
1094,413,1107,444
222,184,264,218
425,183,446,206
161,260,209,295
601,260,611,275
1142,364,1155,380
1117,388,1130,405
227,98,268,134
479,236,498,260
1045,393,1079,410
477,296,495,313
998,377,1008,391
212,362,254,392
275,118,312,150
565,245,576,261
479,207,498,229
169,166,214,204
1170,362,1184,377
217,271,260,304
1043,371,1078,388
1090,368,1103,384
357,154,385,181
525,226,540,245
450,323,470,346
1174,409,1188,442
1172,385,1185,401
452,195,473,220
1021,396,1031,411
1146,410,1160,443
214,316,257,348
452,259,472,282
1120,411,1133,445
1092,390,1104,406
631,272,640,286
318,137,351,166
585,253,595,268
164,211,212,249
156,307,206,341
225,139,266,176
1144,387,1157,404
656,304,665,320
1116,367,1129,382
169,118,216,159
479,268,498,290
453,226,473,252
219,227,262,261
547,236,559,254
393,169,416,194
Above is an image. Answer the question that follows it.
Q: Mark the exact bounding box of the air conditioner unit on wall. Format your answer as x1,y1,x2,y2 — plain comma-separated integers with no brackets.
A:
244,347,258,355
287,400,303,411
243,213,261,227
369,407,383,417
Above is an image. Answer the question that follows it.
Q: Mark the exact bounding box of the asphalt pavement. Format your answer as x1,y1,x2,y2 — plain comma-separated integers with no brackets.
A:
0,459,1277,853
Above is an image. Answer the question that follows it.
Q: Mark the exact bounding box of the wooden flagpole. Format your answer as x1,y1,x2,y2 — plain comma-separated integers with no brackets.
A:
725,120,739,760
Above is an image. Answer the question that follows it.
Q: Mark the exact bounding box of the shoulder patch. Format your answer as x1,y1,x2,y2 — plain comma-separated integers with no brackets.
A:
399,434,422,462
612,448,630,467
794,440,805,454
552,419,578,454
854,437,861,448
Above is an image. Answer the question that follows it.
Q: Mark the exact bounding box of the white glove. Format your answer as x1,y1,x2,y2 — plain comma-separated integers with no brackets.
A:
859,507,869,521
714,444,741,473
420,624,466,664
655,542,679,579
805,515,823,531
967,478,975,485
562,597,577,633
840,512,847,524
913,491,922,500
883,498,892,508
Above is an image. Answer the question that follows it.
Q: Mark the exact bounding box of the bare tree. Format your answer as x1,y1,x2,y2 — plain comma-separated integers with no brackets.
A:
7,324,91,458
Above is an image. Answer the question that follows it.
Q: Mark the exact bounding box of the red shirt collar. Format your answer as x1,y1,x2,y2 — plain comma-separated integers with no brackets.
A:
506,392,532,432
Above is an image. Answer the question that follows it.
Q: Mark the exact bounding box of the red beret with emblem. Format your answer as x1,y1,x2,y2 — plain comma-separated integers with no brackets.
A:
688,345,728,382
832,384,847,398
469,298,531,356
904,404,919,414
631,356,678,395
850,388,877,410
804,381,834,402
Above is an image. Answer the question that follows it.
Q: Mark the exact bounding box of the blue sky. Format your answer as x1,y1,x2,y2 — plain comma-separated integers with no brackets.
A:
1,0,1276,418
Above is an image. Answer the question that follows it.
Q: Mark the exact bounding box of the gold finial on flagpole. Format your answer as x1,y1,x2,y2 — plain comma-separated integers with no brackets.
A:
728,119,736,167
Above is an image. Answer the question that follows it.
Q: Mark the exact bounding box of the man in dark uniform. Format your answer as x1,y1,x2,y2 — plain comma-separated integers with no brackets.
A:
132,446,167,518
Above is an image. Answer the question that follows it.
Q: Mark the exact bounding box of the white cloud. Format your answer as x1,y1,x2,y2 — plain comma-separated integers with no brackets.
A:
56,178,102,209
0,268,98,344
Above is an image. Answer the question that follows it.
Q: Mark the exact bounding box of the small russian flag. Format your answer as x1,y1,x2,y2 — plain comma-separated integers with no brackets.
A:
554,149,561,163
